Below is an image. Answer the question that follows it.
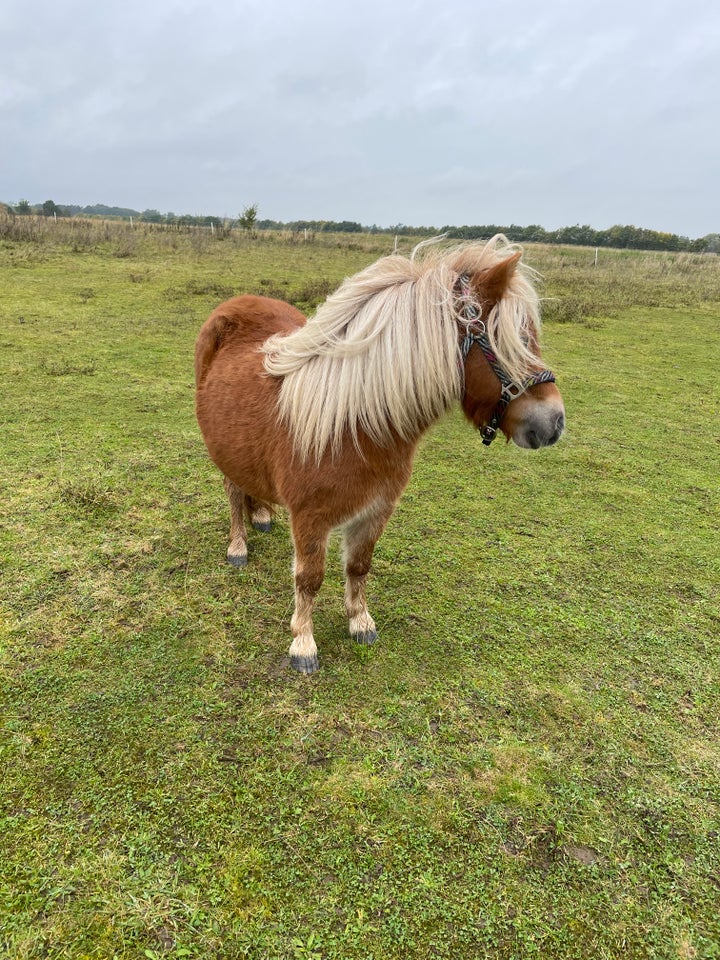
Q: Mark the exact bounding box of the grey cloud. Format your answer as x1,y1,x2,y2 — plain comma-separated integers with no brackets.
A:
2,0,719,234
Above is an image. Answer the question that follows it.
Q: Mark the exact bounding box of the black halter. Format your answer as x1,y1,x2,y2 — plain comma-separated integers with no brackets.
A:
457,274,556,446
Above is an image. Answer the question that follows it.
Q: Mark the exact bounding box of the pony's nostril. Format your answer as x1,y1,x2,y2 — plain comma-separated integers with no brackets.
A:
556,412,566,433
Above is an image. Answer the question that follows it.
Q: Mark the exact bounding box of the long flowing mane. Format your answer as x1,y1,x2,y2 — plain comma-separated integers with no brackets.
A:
262,235,543,462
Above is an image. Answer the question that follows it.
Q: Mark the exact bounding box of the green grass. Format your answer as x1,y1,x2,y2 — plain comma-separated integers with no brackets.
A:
1,223,719,959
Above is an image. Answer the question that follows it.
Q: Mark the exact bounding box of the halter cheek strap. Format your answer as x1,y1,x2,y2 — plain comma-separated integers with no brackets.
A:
457,274,556,446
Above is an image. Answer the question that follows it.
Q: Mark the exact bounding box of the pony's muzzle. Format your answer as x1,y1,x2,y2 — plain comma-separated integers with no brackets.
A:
524,410,565,448
506,397,566,450
516,411,565,449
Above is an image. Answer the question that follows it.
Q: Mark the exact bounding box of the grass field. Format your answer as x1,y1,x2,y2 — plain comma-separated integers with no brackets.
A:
1,220,719,958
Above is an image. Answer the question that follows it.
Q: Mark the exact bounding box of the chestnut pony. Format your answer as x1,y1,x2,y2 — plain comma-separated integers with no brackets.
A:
195,237,565,673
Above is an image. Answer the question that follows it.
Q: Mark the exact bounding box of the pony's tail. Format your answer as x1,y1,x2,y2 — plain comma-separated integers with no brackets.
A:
194,311,237,387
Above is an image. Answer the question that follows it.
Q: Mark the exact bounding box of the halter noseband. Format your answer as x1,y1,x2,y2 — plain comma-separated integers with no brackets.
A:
457,273,556,446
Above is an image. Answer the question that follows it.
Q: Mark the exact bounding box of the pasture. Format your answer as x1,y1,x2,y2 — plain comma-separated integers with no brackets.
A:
1,220,719,958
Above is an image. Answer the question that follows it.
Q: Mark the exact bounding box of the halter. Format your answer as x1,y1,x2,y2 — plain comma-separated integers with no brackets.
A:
457,273,556,446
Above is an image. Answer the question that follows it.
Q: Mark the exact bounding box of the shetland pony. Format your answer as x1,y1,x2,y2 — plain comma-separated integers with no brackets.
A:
195,237,565,673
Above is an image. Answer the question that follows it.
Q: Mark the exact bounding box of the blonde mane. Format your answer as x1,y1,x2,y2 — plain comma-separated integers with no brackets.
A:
262,235,542,462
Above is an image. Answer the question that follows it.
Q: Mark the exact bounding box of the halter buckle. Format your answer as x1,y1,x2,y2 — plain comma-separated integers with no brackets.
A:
480,423,497,445
502,382,523,400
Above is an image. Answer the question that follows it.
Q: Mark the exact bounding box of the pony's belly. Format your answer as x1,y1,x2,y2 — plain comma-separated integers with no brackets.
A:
197,396,284,507
203,439,283,506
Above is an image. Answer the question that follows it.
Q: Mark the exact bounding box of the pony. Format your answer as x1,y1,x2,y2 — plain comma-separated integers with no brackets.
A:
195,236,565,674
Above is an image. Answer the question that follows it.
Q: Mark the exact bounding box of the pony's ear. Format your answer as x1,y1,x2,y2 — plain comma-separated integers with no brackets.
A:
473,251,522,304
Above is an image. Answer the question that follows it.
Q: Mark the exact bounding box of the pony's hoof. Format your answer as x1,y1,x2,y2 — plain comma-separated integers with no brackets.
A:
252,521,272,533
290,654,320,675
352,629,377,646
227,552,248,568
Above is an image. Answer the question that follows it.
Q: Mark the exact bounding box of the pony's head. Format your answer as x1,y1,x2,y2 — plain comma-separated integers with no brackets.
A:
263,236,564,462
454,245,565,450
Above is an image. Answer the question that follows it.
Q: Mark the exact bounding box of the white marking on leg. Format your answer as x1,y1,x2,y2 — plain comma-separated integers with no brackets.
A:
288,556,321,672
346,585,377,637
224,477,248,565
341,498,389,642
252,506,272,527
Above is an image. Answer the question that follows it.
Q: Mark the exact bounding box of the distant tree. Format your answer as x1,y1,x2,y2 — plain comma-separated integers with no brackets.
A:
238,203,258,233
321,220,363,233
15,199,31,215
139,208,163,223
82,204,141,219
42,199,61,217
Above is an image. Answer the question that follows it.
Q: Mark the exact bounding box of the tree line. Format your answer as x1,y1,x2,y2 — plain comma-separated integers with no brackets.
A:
4,199,718,253
439,222,719,253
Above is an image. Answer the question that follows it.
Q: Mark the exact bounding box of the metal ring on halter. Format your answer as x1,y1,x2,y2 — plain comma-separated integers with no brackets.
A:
467,319,486,335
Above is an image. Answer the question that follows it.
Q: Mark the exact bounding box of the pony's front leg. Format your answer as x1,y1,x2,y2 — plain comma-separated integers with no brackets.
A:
288,517,330,675
342,500,393,645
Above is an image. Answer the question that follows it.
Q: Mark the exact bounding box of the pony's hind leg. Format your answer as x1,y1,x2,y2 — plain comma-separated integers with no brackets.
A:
288,516,331,675
224,477,248,568
342,499,394,645
245,495,273,533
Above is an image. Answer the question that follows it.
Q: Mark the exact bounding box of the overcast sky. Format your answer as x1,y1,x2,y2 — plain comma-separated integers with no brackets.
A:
2,0,719,236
